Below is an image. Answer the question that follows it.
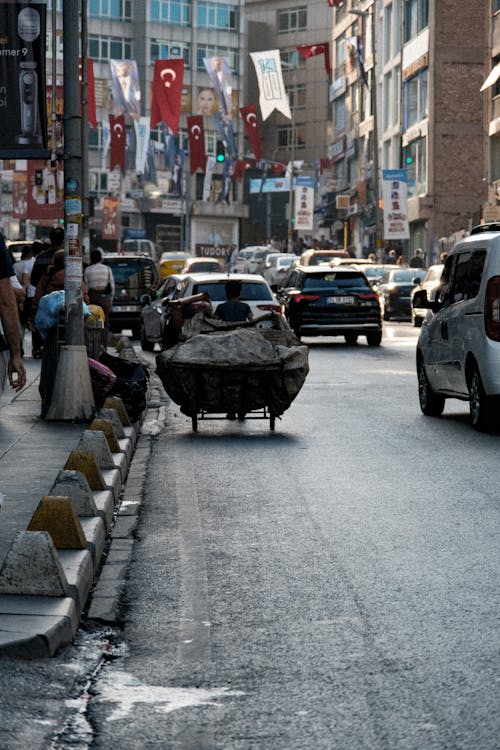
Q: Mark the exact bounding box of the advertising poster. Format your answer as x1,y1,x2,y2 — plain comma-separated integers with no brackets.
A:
0,0,48,158
102,196,119,240
26,159,63,221
382,169,410,240
294,186,314,231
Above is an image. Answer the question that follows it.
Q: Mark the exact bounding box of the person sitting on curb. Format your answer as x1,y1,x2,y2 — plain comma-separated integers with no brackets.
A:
0,235,26,393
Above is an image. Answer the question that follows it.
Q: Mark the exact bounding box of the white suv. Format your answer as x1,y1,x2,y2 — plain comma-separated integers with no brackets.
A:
413,223,500,431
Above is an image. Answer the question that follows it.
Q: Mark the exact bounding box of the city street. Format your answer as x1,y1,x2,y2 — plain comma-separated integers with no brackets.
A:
0,322,499,750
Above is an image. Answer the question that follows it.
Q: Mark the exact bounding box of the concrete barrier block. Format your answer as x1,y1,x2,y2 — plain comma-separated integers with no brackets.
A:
96,408,126,439
27,496,87,550
90,419,121,453
64,450,106,491
79,517,106,568
78,430,115,470
0,615,75,658
0,531,69,596
58,549,94,614
103,396,131,426
101,468,122,503
48,470,99,518
92,489,115,527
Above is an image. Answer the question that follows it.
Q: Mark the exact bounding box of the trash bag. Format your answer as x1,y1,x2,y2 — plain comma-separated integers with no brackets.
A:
99,351,149,421
88,358,117,409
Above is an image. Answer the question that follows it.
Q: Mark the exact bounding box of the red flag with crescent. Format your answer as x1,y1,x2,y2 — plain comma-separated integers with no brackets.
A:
151,59,184,134
240,104,263,161
187,115,206,174
297,42,331,77
109,114,126,173
233,159,253,181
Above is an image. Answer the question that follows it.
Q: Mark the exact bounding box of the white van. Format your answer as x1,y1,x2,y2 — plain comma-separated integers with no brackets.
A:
413,223,500,431
122,238,156,259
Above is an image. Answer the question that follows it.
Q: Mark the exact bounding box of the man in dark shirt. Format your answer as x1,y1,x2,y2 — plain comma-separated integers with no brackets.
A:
30,226,64,288
0,234,26,392
214,280,253,323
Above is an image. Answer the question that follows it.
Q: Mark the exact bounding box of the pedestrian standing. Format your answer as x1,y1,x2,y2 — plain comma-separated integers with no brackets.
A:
0,234,26,394
30,226,64,289
84,248,115,349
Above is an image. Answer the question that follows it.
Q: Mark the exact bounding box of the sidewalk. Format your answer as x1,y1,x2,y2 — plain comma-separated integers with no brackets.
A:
0,351,155,657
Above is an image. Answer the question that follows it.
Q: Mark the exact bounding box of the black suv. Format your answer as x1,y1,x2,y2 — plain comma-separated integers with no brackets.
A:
278,265,382,346
104,255,159,338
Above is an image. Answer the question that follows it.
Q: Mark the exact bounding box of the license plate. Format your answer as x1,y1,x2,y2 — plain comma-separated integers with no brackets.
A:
327,296,355,304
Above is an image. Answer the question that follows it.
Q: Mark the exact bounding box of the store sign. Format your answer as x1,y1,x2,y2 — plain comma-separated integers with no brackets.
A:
382,169,410,240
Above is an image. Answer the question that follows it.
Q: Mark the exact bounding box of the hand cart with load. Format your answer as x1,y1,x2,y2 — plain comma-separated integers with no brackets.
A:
156,311,309,431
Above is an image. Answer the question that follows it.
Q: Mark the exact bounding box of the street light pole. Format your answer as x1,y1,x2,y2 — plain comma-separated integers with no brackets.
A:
351,2,382,253
282,58,298,253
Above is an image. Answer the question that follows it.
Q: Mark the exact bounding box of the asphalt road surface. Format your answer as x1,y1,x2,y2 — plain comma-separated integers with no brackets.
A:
0,323,499,750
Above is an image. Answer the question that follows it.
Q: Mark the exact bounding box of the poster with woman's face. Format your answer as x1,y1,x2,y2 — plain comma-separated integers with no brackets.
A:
196,87,219,116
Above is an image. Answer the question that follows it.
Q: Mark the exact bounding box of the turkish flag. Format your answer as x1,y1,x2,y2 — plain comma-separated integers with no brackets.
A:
233,159,253,181
297,42,331,77
240,104,263,161
327,0,343,7
150,59,184,134
109,114,126,173
270,162,287,177
187,115,206,174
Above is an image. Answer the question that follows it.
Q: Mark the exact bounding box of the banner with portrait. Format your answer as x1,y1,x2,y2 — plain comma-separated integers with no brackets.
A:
0,0,48,157
110,59,141,119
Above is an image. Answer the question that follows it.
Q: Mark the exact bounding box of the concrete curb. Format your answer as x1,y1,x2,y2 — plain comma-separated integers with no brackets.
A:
0,347,151,658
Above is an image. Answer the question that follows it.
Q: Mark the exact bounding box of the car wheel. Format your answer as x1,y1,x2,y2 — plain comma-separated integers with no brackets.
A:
366,331,382,347
131,324,141,339
468,363,498,432
140,323,155,352
417,358,445,416
344,333,358,345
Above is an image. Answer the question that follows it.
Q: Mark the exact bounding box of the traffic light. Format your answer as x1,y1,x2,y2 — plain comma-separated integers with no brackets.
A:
216,140,225,163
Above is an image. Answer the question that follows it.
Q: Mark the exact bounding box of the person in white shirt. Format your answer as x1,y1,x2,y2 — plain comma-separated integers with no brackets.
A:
83,248,115,350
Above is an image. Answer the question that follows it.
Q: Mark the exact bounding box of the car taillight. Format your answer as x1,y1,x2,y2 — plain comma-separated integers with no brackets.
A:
357,292,380,302
485,276,500,341
257,303,283,313
293,294,321,304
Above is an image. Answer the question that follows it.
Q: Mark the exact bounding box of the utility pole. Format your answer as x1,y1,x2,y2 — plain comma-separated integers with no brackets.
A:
46,0,94,421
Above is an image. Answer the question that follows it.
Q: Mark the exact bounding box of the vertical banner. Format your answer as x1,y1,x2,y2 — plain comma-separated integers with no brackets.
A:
249,50,291,121
187,115,206,174
110,60,141,119
0,0,48,157
294,186,314,231
382,169,410,240
109,114,126,173
102,196,120,240
133,116,150,175
150,59,184,135
240,104,263,161
203,156,216,202
203,56,233,115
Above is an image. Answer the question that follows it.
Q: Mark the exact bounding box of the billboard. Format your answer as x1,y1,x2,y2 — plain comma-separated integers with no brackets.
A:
0,1,48,158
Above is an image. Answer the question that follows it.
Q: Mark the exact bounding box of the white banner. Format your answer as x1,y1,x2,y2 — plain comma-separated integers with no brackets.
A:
294,186,314,231
250,50,291,121
203,156,216,202
134,117,150,175
382,169,410,240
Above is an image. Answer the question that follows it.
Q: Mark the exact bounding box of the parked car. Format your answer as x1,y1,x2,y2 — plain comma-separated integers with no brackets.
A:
263,253,294,289
298,248,350,266
104,254,159,338
180,257,223,274
231,248,255,273
278,265,382,345
413,223,500,431
122,238,156,259
139,272,282,351
158,251,191,279
245,246,272,274
377,267,426,320
410,263,444,327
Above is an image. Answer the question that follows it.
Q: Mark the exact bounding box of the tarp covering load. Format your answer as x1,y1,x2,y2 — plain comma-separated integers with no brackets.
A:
156,315,309,419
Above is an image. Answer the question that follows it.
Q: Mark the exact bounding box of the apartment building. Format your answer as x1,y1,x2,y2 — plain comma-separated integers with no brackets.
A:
330,0,487,259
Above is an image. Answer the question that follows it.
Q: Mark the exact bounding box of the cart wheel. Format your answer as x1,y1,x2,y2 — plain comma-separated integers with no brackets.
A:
192,414,198,432
269,413,276,431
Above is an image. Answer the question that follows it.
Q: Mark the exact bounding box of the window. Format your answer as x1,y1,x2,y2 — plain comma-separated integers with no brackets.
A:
403,0,428,43
150,40,189,67
404,68,428,129
196,46,238,73
197,2,238,30
277,125,305,150
277,6,307,33
288,84,306,110
440,251,486,307
89,0,131,19
281,50,305,69
150,0,190,25
334,95,346,133
383,4,392,65
89,36,132,63
89,170,108,195
403,136,426,197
